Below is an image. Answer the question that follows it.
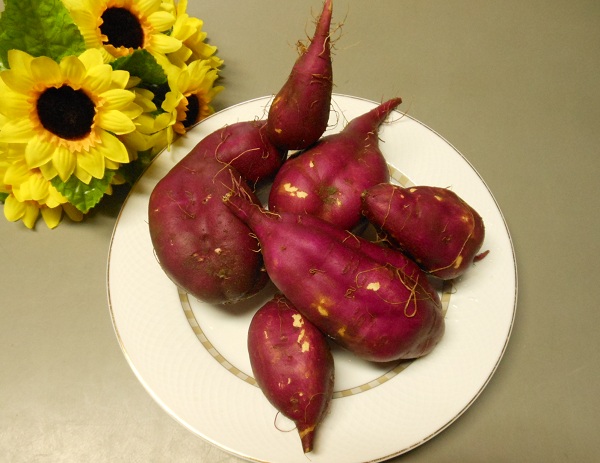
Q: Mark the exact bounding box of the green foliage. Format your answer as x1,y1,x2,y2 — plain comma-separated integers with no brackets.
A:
111,49,167,86
51,170,116,214
0,0,86,68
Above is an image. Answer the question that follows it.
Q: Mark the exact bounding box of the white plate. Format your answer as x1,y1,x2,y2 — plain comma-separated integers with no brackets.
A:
107,94,517,463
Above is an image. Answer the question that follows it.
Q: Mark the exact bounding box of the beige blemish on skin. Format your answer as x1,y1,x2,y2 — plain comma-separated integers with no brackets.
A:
292,313,304,328
317,305,329,317
263,330,269,340
337,326,346,337
283,183,308,199
309,160,315,168
366,282,381,291
434,195,443,201
297,329,310,351
214,248,222,254
453,255,464,269
409,188,417,193
312,296,331,317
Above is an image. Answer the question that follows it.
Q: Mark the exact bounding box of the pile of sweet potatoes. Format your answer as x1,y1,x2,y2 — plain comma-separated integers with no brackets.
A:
148,0,488,453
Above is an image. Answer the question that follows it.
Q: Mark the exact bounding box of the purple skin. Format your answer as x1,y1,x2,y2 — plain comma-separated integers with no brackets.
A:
226,193,445,362
181,120,287,188
268,98,402,231
248,294,334,454
266,0,333,151
361,184,487,280
289,212,440,303
148,157,269,304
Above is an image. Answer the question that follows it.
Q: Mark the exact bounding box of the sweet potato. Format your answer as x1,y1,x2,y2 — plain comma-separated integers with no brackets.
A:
268,98,401,231
266,0,334,151
361,183,487,280
248,294,334,453
182,120,287,188
225,191,445,362
148,157,268,304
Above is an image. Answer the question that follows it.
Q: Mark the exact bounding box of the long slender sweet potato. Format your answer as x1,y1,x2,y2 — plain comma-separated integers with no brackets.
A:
182,120,287,188
148,157,268,304
268,98,401,231
266,0,334,151
248,294,334,453
361,183,487,280
225,191,445,362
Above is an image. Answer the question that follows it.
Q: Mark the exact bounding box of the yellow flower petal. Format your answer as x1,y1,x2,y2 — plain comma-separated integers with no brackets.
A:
150,33,182,54
30,56,63,87
82,64,113,94
39,162,58,181
147,11,176,31
110,70,130,89
0,89,31,118
96,109,137,134
78,48,105,70
25,137,55,169
28,175,50,202
97,131,130,164
4,195,25,221
0,118,36,143
60,55,87,88
4,161,30,187
76,146,105,179
100,88,136,110
40,206,62,229
52,145,77,181
74,164,92,184
137,0,162,15
22,202,40,229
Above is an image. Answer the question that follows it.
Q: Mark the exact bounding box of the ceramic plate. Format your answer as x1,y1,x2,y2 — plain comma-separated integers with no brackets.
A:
107,94,517,463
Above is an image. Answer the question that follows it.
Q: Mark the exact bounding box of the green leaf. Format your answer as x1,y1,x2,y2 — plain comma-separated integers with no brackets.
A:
111,49,167,86
0,192,9,203
51,170,116,214
0,0,86,68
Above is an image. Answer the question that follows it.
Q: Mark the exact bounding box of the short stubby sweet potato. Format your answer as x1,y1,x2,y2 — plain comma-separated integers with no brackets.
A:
225,192,445,362
361,183,487,280
148,157,269,304
268,98,401,231
181,119,287,188
248,294,334,453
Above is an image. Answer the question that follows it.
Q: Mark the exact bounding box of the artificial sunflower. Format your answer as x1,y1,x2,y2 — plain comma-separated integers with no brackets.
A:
65,0,181,63
1,146,83,229
162,0,223,69
144,59,224,150
0,48,145,184
168,60,223,135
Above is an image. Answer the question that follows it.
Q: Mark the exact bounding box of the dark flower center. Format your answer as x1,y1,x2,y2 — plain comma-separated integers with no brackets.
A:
183,95,201,129
37,86,96,140
100,7,144,49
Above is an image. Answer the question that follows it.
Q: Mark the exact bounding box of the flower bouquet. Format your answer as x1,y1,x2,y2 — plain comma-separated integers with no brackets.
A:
0,0,224,229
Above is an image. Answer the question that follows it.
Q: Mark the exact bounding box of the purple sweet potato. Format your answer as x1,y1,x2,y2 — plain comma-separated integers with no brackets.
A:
268,98,401,231
225,192,445,362
182,120,287,187
248,294,334,453
266,0,334,151
148,157,268,304
361,183,487,280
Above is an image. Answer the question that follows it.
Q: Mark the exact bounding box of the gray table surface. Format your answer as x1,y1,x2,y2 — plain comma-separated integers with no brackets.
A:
1,1,599,462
